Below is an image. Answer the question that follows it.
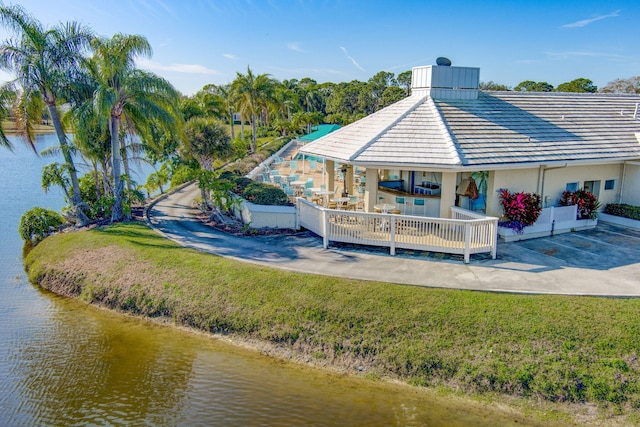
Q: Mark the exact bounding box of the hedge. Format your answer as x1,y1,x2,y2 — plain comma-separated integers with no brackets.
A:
604,203,640,221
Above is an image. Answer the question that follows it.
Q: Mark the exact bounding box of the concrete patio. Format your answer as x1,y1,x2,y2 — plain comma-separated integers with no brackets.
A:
148,183,640,297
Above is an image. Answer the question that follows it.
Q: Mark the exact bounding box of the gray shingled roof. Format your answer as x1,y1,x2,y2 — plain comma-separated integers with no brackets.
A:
299,91,640,169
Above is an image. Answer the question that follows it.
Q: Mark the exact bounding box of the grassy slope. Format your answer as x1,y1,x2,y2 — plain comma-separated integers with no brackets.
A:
24,222,640,424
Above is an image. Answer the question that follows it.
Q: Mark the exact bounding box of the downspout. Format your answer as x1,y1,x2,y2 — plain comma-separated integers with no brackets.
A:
619,162,626,204
540,163,568,208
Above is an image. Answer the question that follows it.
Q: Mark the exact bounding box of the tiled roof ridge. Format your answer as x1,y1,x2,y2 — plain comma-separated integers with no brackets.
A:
428,97,463,165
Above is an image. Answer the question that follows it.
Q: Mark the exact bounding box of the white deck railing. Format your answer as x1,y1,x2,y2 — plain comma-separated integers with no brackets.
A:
297,199,498,263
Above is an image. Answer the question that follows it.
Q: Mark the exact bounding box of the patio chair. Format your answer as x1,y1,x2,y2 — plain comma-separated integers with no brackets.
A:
289,160,299,172
273,175,282,185
412,198,425,216
395,196,406,214
305,177,314,188
309,159,317,172
304,188,314,199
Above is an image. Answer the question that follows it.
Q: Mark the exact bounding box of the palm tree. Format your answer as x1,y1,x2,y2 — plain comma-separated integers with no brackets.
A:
183,117,232,208
232,66,274,153
0,5,92,224
88,33,181,222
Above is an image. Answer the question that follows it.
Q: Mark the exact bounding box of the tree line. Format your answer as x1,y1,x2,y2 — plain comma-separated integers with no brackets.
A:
2,4,639,231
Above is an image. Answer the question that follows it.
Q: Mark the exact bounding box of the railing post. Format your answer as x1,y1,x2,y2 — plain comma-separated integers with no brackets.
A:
491,218,498,260
464,222,471,263
390,215,396,255
322,209,329,249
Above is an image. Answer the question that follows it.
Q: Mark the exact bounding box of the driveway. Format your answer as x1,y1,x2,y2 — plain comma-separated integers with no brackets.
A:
148,184,640,297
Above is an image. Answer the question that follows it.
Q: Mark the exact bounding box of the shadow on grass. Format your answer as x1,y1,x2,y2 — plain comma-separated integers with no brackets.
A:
94,221,182,250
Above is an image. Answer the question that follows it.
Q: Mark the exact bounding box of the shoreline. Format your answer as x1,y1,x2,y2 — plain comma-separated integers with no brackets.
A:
23,222,640,426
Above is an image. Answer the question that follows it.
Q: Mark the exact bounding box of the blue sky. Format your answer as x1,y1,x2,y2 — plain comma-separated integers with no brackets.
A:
1,0,639,95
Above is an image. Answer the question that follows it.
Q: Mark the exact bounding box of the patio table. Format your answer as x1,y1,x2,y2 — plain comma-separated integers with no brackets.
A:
330,197,350,209
373,203,396,213
315,190,335,207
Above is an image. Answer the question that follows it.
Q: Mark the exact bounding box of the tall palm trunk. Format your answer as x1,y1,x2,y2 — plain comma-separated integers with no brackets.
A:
46,102,90,225
228,112,235,140
120,136,133,193
110,114,124,222
250,112,257,153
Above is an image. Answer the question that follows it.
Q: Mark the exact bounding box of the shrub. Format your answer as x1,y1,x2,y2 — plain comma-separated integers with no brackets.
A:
169,165,198,188
18,207,64,243
560,189,601,220
604,203,640,220
497,188,542,233
242,182,290,205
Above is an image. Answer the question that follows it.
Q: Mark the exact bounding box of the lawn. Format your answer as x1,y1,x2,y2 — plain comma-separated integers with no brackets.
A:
24,222,640,424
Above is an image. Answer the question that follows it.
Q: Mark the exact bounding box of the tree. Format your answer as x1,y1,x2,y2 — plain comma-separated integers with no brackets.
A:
232,67,274,153
0,4,92,224
599,76,640,94
380,86,406,107
368,71,397,110
514,80,553,92
556,78,597,93
479,81,510,91
397,70,412,96
88,33,182,222
183,117,232,171
183,117,232,207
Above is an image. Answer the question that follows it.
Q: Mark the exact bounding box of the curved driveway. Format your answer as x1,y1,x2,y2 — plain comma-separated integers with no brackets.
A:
148,183,640,296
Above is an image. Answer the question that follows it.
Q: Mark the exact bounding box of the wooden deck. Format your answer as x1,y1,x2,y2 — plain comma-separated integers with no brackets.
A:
297,199,498,263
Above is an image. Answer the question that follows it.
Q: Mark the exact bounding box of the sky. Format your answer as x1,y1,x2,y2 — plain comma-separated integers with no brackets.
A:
1,0,639,95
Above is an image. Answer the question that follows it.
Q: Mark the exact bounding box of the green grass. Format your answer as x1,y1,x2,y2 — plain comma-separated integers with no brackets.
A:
24,222,640,423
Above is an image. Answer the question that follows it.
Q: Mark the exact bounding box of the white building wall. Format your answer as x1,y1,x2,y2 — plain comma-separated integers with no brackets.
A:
621,163,640,206
487,163,627,217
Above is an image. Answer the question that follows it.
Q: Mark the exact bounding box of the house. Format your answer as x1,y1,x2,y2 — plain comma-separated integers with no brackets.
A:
299,59,640,221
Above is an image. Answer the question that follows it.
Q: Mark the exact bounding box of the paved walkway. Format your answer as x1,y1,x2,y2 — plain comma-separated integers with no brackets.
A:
147,184,640,296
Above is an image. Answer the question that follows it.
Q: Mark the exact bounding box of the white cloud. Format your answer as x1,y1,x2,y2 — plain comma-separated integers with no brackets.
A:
136,58,217,75
561,10,620,28
223,53,237,60
287,42,304,52
339,46,365,72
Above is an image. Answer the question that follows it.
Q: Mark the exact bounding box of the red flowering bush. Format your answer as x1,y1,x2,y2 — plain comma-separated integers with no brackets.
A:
560,189,600,220
498,188,542,233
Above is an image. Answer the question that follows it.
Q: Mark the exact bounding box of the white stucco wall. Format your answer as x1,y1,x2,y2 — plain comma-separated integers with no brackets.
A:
487,163,627,217
621,163,640,206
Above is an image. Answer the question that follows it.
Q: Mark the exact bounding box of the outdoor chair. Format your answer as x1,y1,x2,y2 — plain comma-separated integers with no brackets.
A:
395,196,406,214
412,198,425,216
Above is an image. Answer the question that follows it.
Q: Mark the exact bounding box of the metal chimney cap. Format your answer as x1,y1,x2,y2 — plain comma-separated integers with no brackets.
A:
436,57,451,66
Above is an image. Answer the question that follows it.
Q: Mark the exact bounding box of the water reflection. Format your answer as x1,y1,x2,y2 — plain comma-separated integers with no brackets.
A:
6,290,537,426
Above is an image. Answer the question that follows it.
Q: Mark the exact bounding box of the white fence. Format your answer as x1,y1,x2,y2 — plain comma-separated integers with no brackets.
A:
297,199,498,263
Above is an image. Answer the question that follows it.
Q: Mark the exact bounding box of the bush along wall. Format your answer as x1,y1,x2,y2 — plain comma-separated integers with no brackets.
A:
604,203,640,221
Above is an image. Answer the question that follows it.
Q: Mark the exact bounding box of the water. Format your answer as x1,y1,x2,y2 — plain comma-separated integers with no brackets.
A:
0,134,534,426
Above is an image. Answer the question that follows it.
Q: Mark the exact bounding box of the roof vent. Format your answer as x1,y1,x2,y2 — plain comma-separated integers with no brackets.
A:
436,57,451,66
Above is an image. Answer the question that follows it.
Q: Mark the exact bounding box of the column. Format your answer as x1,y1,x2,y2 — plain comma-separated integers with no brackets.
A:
364,168,378,212
439,172,457,218
326,160,335,192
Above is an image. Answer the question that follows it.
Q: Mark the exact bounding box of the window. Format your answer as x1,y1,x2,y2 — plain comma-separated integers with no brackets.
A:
565,182,579,192
604,179,616,191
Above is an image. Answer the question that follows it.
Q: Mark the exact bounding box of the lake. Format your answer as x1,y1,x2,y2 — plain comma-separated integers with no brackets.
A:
0,133,532,425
